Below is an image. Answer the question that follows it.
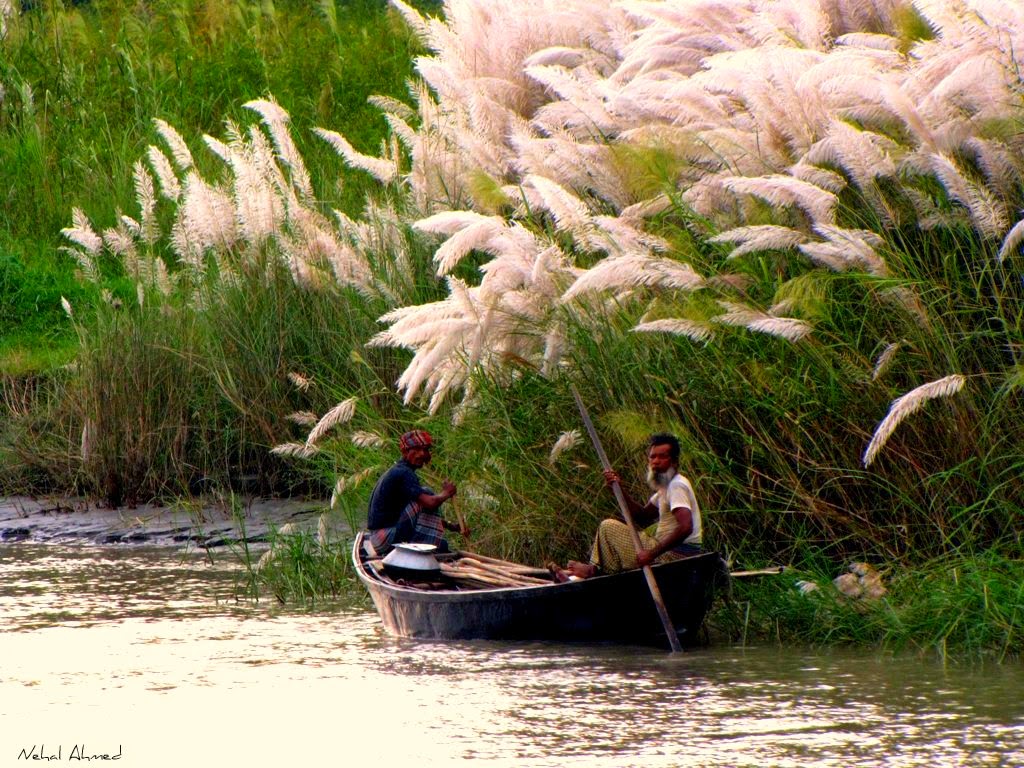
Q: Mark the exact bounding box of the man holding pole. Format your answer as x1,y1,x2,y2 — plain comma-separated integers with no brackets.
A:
365,430,467,555
556,433,702,580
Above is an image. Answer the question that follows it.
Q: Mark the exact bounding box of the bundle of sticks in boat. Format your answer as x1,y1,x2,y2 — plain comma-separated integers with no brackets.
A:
442,551,554,589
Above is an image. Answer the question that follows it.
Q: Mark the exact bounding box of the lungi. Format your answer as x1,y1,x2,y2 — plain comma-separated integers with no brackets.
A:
588,519,700,574
367,501,447,555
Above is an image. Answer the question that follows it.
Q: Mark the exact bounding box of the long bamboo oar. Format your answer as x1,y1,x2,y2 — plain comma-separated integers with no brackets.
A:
571,386,683,653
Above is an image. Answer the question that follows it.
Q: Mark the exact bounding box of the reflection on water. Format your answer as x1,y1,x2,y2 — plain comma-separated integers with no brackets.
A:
0,544,1021,767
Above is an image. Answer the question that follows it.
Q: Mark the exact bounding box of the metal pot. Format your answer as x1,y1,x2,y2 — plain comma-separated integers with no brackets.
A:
382,543,441,581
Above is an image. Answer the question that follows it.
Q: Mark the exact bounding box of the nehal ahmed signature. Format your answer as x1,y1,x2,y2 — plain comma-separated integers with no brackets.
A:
17,744,122,762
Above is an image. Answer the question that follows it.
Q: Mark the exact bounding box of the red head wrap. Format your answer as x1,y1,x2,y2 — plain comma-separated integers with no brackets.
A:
399,430,433,451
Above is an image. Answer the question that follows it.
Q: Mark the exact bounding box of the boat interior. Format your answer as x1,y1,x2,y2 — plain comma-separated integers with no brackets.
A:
358,535,557,591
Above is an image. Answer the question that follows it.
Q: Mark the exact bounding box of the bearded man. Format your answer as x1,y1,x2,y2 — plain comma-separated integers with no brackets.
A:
365,430,465,555
557,433,702,580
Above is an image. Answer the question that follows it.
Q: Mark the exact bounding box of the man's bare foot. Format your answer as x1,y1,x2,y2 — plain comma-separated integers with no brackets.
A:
566,560,599,579
546,562,571,583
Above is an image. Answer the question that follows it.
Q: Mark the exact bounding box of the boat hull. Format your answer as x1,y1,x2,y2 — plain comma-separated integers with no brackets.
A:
353,535,720,646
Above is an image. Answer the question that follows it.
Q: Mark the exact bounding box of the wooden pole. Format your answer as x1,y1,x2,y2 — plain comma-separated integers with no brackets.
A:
571,385,683,653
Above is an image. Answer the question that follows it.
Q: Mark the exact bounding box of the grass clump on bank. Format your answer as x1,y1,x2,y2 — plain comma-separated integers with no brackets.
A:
713,550,1023,661
235,525,365,606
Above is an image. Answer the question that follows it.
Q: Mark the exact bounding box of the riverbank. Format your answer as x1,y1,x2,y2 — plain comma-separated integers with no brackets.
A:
0,495,337,549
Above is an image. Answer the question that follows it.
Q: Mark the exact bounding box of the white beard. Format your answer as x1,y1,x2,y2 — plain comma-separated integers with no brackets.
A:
646,466,677,490
647,467,677,517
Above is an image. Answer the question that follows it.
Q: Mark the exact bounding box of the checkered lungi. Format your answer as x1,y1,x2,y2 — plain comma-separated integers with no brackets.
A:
589,519,690,574
368,501,447,555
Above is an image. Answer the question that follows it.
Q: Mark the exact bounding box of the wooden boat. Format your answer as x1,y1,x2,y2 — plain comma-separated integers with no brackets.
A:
353,532,722,646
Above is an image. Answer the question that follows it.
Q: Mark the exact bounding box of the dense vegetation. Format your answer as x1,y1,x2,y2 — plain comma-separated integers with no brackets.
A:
0,0,1020,659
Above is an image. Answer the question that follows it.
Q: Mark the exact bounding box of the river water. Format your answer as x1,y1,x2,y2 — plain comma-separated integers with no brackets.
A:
0,543,1021,768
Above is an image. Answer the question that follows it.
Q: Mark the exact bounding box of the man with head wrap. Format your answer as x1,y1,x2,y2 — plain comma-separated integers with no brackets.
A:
366,430,466,555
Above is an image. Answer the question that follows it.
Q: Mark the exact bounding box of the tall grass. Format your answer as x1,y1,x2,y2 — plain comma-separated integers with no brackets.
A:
712,552,1024,661
0,0,435,495
1,0,1021,655
0,0,431,371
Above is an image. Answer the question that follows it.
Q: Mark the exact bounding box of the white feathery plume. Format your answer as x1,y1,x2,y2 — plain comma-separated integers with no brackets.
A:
924,153,1008,239
101,224,138,261
998,218,1024,263
287,371,312,391
835,32,901,51
285,411,318,427
132,161,158,244
525,174,592,237
525,64,617,134
317,513,329,548
203,134,232,163
147,145,181,201
389,0,431,42
270,442,320,459
244,98,313,200
80,417,95,464
804,120,898,192
787,162,848,194
119,215,141,238
872,342,900,381
714,301,813,342
315,128,399,184
799,225,888,276
227,132,285,243
0,0,13,35
563,254,704,299
62,208,102,255
60,296,73,319
587,215,670,255
961,137,1020,203
351,431,386,449
153,118,194,171
414,210,499,237
60,210,101,284
177,172,237,257
368,95,415,122
722,175,838,226
863,374,966,467
632,318,715,344
548,429,581,464
331,466,379,504
305,398,358,447
154,257,173,297
414,211,509,274
709,225,808,259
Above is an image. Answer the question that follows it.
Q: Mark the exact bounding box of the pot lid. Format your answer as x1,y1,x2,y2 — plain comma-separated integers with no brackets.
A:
393,543,438,553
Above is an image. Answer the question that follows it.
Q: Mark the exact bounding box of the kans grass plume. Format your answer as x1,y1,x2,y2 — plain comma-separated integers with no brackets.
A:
60,1,1024,509
863,375,967,467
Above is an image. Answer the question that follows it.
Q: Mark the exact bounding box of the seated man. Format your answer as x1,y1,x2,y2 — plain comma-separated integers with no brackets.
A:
365,430,465,555
557,432,702,580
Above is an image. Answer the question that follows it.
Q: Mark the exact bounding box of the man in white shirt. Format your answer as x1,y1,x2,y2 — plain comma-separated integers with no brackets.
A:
556,433,703,580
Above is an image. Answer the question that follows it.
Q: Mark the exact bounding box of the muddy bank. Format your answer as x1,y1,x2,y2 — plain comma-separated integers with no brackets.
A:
0,496,346,548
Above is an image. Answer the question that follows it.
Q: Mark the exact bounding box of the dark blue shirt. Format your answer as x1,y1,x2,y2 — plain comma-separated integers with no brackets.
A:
367,460,427,529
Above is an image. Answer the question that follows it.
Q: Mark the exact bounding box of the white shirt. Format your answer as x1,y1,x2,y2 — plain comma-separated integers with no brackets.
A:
648,473,702,547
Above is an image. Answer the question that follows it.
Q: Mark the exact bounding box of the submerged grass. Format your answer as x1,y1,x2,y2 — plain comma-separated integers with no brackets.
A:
234,527,366,606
